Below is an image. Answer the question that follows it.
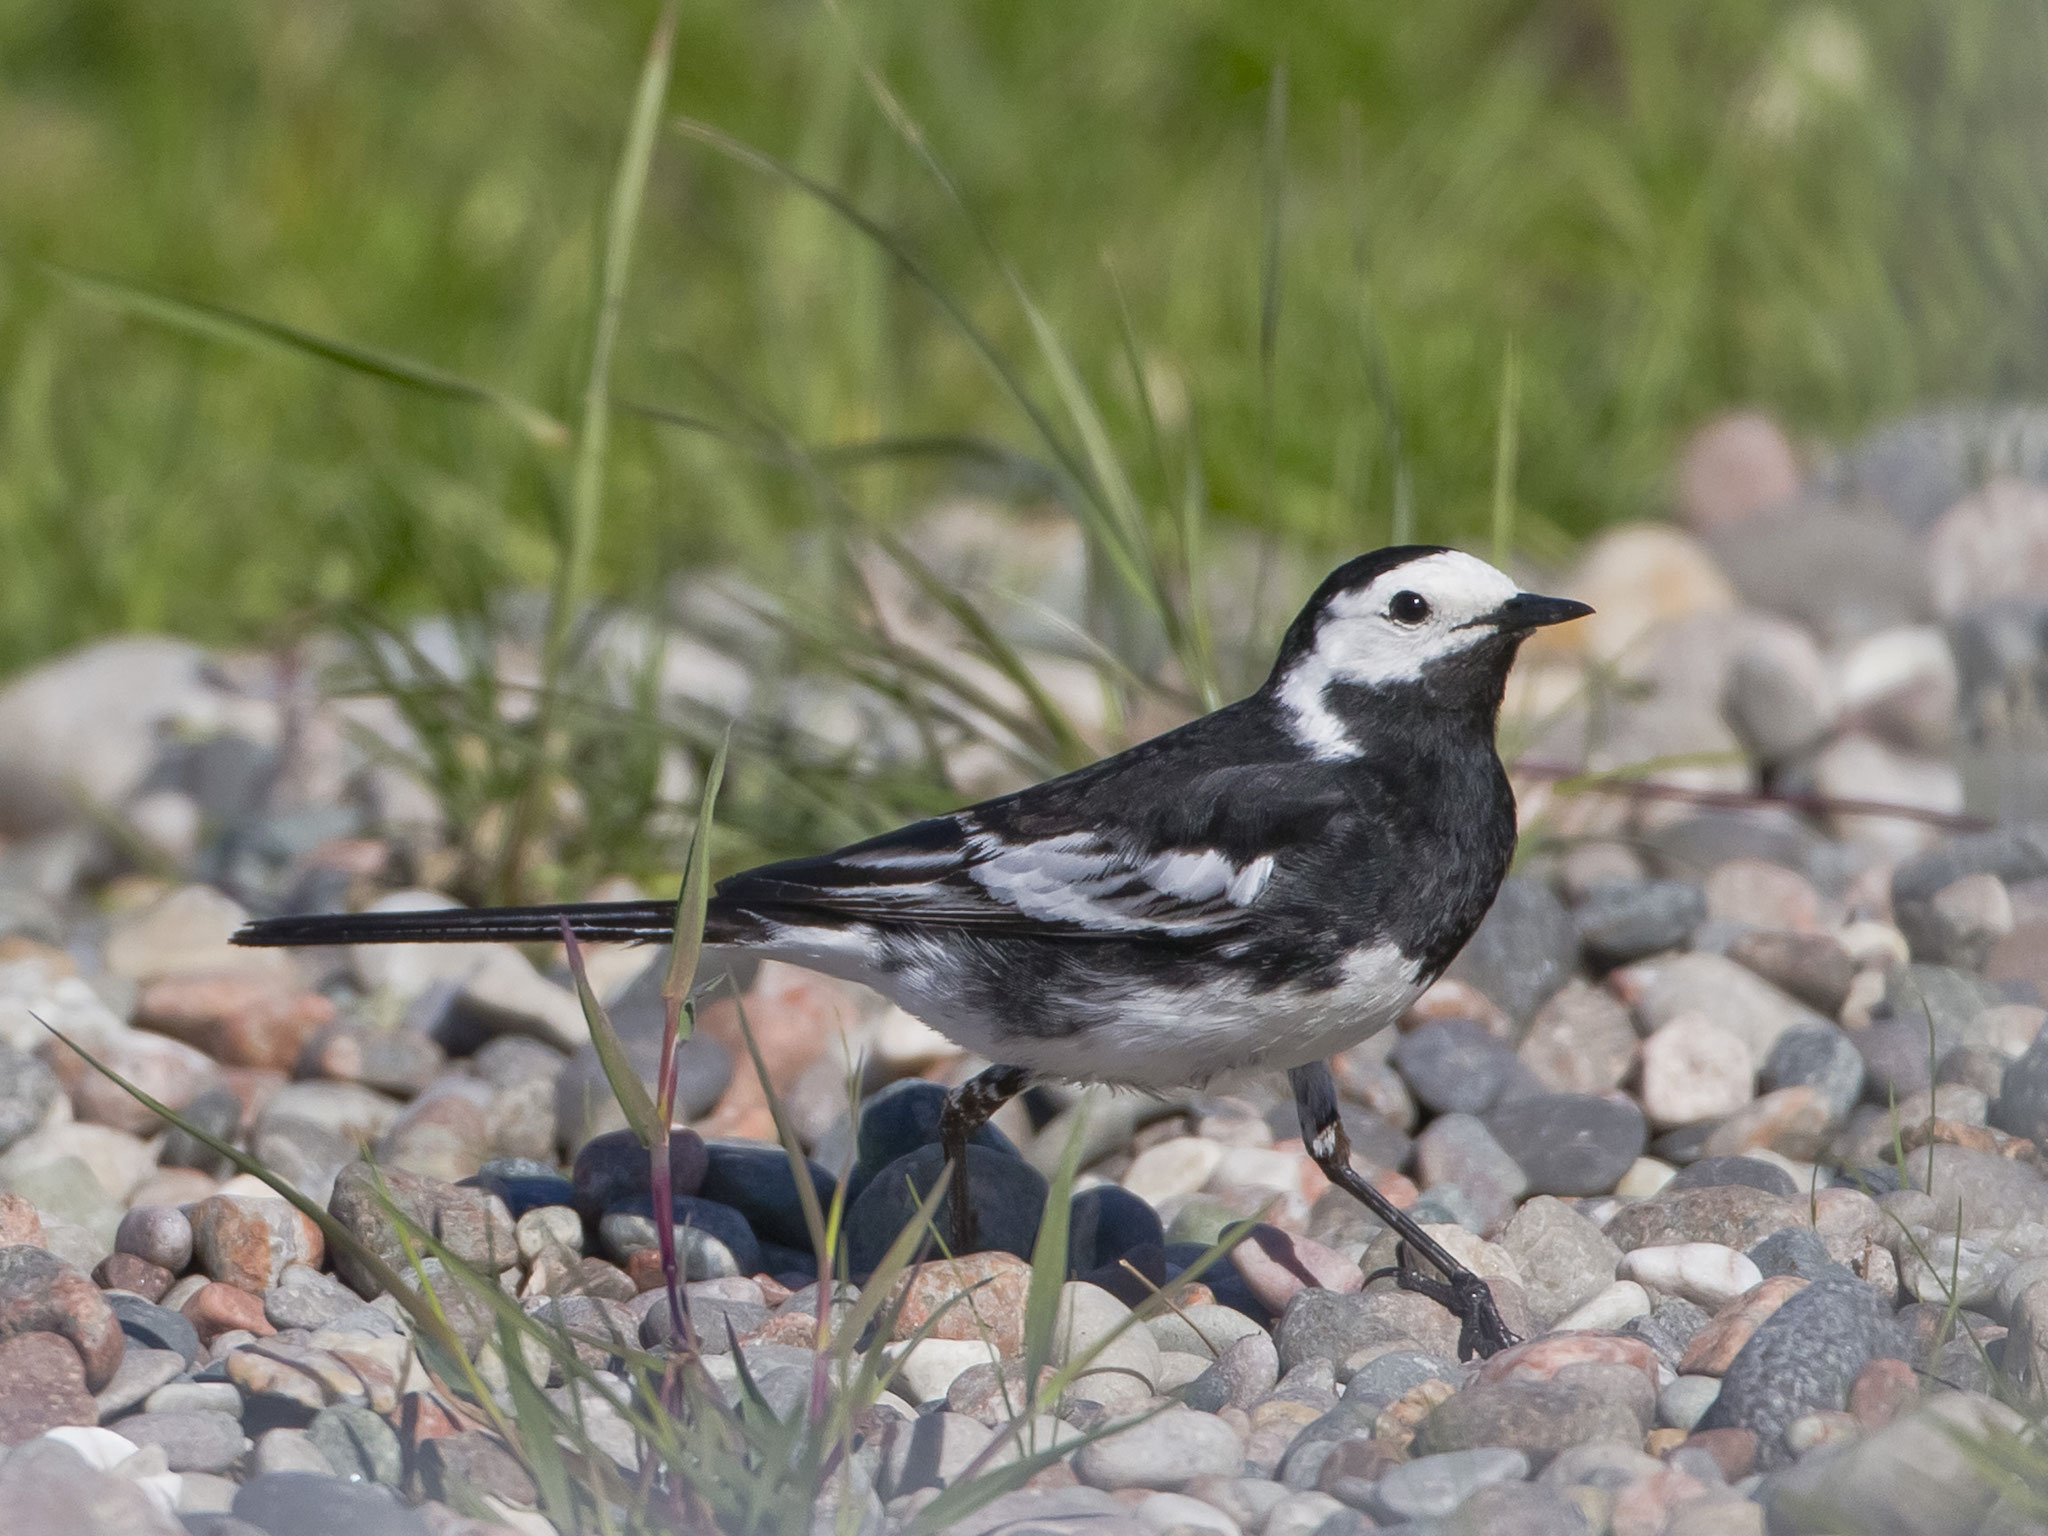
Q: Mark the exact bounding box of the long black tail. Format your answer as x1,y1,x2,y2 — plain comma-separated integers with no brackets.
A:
233,900,686,949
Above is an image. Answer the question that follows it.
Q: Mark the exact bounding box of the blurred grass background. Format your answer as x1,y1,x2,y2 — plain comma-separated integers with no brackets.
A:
2,0,2047,676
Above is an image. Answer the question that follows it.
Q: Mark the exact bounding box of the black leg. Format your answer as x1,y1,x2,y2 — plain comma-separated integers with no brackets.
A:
1289,1061,1518,1360
939,1064,1030,1254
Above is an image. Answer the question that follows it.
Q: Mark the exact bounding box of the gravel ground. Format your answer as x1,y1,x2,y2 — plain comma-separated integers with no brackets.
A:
0,408,2045,1534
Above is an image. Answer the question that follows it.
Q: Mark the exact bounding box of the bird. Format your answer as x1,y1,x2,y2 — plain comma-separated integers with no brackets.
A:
236,544,1590,1359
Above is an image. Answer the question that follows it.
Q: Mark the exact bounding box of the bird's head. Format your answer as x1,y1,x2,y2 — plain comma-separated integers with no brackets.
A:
1264,545,1592,758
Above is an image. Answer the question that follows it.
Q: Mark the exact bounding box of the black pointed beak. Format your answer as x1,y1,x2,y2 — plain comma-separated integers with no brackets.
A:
1492,592,1594,630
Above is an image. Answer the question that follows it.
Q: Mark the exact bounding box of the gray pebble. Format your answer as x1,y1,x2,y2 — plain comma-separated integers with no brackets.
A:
1620,1295,1712,1373
1748,1226,1848,1282
114,1205,193,1274
1367,1447,1530,1522
1663,1156,1799,1199
1393,1022,1526,1117
1414,1113,1528,1232
93,1345,187,1421
1761,1028,1866,1123
106,1292,200,1366
1658,1375,1723,1431
1484,1093,1646,1197
1445,875,1578,1024
1574,880,1705,967
308,1402,404,1486
1699,1274,1905,1466
145,1380,242,1417
116,1409,249,1473
1343,1350,1462,1409
233,1472,431,1536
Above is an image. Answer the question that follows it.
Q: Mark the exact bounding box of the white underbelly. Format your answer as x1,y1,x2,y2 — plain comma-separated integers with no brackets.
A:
748,931,1424,1092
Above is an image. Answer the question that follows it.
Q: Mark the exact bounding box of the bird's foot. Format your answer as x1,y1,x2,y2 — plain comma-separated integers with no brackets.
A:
1365,1254,1519,1361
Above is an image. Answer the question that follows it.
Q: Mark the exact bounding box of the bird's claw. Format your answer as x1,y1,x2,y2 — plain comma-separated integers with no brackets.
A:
1365,1254,1519,1361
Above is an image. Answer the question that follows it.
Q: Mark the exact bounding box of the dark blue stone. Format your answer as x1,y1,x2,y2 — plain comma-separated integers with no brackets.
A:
460,1157,573,1218
1067,1184,1165,1274
605,1192,763,1277
842,1144,1043,1276
695,1142,838,1252
106,1292,199,1366
847,1079,1020,1203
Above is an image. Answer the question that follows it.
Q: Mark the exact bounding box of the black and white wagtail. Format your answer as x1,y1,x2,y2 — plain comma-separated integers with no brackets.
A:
237,545,1590,1358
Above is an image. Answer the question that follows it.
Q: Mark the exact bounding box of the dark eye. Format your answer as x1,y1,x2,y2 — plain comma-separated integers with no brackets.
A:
1389,590,1431,625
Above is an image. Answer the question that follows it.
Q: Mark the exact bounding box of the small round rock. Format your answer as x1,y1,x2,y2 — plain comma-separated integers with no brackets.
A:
114,1206,194,1275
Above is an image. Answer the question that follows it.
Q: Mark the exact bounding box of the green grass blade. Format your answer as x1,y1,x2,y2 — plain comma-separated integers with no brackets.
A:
661,729,728,1028
1258,63,1289,534
546,0,677,676
1491,336,1522,568
1020,1096,1090,1406
43,263,569,448
563,923,659,1147
497,1314,581,1531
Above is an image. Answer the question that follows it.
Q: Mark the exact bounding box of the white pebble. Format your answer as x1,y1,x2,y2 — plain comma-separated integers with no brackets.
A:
1136,1491,1241,1535
1553,1280,1653,1332
1617,1243,1763,1310
1121,1137,1226,1203
879,1337,1002,1404
1614,1157,1678,1198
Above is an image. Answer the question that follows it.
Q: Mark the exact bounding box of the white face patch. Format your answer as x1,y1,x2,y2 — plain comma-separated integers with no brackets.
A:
1276,550,1522,760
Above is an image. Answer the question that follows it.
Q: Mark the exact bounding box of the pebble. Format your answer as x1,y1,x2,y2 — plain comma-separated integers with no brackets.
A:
1228,1226,1360,1314
1444,876,1578,1024
106,1294,200,1365
115,1205,195,1275
1069,1184,1165,1273
1605,1183,1803,1252
1574,880,1706,968
1392,1021,1528,1116
1611,951,1827,1062
1759,1028,1866,1127
883,1337,1003,1404
1134,1490,1239,1536
1365,1446,1531,1522
694,1141,836,1252
1484,1093,1646,1197
1149,1303,1267,1361
876,1410,996,1496
1639,1015,1756,1130
1517,980,1639,1096
0,1329,98,1442
326,1161,517,1296
232,1470,433,1536
1680,1276,1812,1375
182,1281,273,1344
1698,1274,1904,1467
1611,1298,1698,1380
1412,1376,1645,1463
1073,1406,1243,1490
1496,1197,1621,1326
190,1194,321,1293
1413,1113,1527,1230
91,1343,186,1419
843,1145,1045,1276
1552,1281,1651,1333
569,1127,709,1217
1763,1392,2021,1536
0,1244,124,1389
1617,1245,1764,1310
117,1409,249,1472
